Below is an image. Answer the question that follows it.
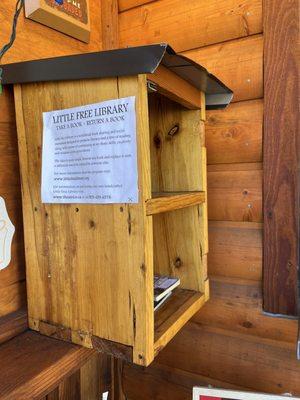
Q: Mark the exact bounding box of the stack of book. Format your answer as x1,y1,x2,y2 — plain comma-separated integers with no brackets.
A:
154,275,180,311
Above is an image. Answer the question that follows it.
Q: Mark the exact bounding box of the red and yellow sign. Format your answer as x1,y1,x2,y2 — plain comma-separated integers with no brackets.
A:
25,0,90,43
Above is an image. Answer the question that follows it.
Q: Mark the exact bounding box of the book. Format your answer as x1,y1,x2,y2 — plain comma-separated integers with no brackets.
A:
154,275,180,302
154,291,172,311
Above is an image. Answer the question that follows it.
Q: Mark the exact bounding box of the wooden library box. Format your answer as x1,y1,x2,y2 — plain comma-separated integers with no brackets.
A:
2,44,232,366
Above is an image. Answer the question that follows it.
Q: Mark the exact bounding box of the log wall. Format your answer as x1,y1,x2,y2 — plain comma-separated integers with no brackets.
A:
0,1,105,398
118,0,300,397
0,0,298,398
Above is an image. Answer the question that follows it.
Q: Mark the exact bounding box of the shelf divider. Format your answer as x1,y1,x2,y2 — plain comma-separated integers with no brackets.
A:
154,288,205,356
146,191,205,216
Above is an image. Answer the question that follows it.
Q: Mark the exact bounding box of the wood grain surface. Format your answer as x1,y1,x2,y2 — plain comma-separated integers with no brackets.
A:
146,192,205,215
14,76,154,365
185,35,263,103
0,88,26,318
206,100,263,164
207,164,262,222
263,0,299,315
1,0,102,64
119,0,262,51
208,221,262,281
0,308,27,345
119,0,156,12
0,331,95,400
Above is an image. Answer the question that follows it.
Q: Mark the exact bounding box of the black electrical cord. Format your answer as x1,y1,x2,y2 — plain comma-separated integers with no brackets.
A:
0,0,24,91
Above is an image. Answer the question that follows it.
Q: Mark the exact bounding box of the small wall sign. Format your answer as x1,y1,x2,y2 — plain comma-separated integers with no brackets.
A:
24,0,90,43
41,96,139,204
0,197,15,271
193,387,300,400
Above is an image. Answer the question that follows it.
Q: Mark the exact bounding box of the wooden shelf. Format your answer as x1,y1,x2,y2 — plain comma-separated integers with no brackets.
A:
146,191,205,215
154,288,205,356
0,331,94,399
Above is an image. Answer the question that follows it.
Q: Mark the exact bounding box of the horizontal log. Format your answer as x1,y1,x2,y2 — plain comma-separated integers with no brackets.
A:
157,322,300,395
118,0,156,12
206,100,263,164
119,0,262,51
193,277,298,344
207,164,262,222
123,362,244,400
208,221,262,281
0,0,102,64
185,35,263,103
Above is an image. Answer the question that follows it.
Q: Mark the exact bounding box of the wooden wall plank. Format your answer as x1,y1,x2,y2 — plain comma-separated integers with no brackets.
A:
208,221,262,281
0,308,27,345
58,371,81,400
263,0,299,315
123,362,247,400
193,278,298,344
206,100,263,164
119,0,262,52
0,123,18,156
1,0,102,64
185,35,263,103
0,88,15,123
101,0,119,50
156,323,300,395
207,164,262,222
0,281,26,317
0,87,25,320
80,353,110,399
119,0,156,12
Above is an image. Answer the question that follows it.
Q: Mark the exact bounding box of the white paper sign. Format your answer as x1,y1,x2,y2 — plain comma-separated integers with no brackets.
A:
42,96,138,204
193,387,300,400
0,196,15,270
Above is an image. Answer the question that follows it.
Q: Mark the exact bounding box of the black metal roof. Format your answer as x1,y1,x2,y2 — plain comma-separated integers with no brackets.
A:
1,43,233,109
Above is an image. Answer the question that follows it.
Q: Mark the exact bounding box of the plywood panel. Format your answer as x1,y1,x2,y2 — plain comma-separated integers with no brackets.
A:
119,0,262,51
208,221,262,281
157,323,300,395
206,100,263,164
185,35,263,103
207,164,262,222
193,278,298,344
1,0,102,64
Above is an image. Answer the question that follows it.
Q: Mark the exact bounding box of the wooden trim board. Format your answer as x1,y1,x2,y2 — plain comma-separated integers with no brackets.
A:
263,0,299,315
146,191,205,215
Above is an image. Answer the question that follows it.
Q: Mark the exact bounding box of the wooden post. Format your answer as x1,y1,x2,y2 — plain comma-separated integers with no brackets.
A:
101,0,119,51
101,2,121,398
263,0,299,315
